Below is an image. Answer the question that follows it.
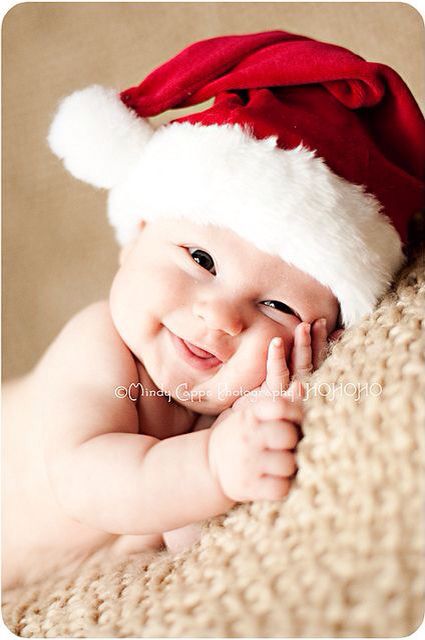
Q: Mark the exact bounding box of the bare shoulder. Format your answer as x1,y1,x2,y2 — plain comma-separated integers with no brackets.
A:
57,299,122,345
36,300,138,390
33,300,140,444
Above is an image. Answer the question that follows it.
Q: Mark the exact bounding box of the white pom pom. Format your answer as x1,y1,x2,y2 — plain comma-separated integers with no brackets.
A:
47,85,153,189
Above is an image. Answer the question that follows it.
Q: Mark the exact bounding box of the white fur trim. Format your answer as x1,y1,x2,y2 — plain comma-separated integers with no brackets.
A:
47,85,153,189
107,123,404,326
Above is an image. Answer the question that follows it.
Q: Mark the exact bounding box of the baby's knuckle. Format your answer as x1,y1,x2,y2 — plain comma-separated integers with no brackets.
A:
298,364,313,375
243,405,259,424
240,449,260,475
267,422,298,449
285,426,300,449
265,478,290,501
265,398,283,415
286,453,297,475
263,397,287,418
238,405,250,420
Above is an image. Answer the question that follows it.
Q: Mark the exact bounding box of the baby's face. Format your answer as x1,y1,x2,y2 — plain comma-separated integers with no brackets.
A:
110,218,339,413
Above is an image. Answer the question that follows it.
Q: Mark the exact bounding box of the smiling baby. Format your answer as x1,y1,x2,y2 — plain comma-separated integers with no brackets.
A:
3,30,423,589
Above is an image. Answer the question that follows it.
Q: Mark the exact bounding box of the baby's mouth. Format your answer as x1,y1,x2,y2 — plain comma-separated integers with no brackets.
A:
168,330,223,370
182,340,215,359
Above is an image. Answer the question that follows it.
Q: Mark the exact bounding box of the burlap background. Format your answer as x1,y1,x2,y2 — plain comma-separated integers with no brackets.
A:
2,2,425,379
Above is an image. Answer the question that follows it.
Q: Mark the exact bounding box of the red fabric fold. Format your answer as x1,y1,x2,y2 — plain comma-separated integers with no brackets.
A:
120,30,425,241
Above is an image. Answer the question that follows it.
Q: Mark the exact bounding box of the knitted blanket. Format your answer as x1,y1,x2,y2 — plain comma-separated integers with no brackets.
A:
3,249,424,638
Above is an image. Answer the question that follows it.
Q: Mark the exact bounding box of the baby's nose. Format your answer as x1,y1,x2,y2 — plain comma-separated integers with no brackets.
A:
192,298,244,337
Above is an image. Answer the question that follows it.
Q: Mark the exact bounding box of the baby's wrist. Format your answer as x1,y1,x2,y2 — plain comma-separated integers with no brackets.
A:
206,427,236,509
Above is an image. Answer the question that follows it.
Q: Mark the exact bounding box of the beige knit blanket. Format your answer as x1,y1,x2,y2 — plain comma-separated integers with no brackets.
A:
3,250,424,637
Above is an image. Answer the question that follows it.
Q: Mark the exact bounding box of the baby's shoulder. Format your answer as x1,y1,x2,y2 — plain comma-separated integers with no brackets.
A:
37,300,138,389
59,299,122,347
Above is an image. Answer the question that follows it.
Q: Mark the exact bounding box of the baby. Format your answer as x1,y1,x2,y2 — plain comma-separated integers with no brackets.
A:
3,217,337,589
3,30,423,590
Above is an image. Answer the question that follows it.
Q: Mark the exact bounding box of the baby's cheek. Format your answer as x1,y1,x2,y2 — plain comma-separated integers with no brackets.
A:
240,359,267,390
237,328,293,384
227,346,268,391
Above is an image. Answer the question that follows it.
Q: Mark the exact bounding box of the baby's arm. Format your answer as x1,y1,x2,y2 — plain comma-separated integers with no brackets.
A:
50,427,234,534
39,302,234,535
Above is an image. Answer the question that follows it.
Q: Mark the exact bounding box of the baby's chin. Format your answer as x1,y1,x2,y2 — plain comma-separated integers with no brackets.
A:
149,362,251,415
164,380,243,415
170,391,231,415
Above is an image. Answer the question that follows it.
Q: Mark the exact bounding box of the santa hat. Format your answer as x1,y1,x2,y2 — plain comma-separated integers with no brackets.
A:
48,30,425,326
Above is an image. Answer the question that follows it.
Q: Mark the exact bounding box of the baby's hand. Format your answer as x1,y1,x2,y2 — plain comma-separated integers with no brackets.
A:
230,327,301,411
281,318,341,384
209,336,304,502
207,321,344,501
292,319,342,379
208,380,303,502
231,319,340,411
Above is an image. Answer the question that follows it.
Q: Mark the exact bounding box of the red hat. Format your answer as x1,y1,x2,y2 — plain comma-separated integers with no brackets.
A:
48,30,425,326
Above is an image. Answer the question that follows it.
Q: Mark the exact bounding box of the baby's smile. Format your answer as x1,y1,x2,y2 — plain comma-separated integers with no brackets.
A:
167,327,224,371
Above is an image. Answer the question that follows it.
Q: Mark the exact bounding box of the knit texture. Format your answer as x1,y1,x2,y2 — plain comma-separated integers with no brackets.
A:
3,249,424,638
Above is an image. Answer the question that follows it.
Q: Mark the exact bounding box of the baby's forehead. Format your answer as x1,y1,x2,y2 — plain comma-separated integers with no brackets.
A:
158,218,235,238
156,218,309,283
158,218,267,253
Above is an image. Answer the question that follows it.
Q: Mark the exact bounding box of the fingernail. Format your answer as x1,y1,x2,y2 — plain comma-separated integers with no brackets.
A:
272,337,282,347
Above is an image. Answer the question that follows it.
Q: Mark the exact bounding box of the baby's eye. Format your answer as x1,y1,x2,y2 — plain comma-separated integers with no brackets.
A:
261,300,300,319
187,248,216,275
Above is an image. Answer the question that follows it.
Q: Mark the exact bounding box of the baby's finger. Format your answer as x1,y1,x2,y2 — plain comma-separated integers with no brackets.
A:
253,395,303,424
265,337,290,394
259,449,297,477
252,476,291,501
291,323,313,379
260,420,300,450
311,318,328,369
284,378,306,402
